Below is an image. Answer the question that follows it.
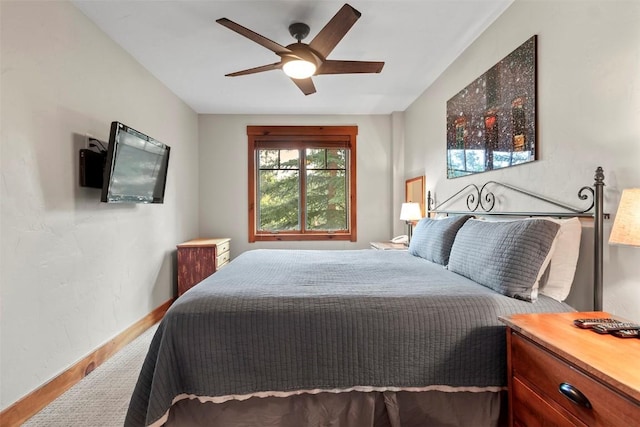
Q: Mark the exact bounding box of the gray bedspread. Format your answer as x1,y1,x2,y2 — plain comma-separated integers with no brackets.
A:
126,249,572,426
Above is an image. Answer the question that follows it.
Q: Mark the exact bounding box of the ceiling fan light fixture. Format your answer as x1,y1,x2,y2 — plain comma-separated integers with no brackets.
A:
283,59,316,79
217,4,385,94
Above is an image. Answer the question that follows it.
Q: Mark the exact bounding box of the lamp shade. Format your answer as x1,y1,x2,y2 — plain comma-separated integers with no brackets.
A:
400,202,422,222
283,60,316,79
609,188,640,247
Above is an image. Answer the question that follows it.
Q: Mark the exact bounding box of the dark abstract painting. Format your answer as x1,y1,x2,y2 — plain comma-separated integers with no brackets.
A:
446,36,537,178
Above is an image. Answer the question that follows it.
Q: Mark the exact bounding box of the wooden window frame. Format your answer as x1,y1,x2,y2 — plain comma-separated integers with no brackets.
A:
248,125,357,242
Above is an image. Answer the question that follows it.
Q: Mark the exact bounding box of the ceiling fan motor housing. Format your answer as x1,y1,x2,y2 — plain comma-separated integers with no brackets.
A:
289,22,310,42
284,43,321,67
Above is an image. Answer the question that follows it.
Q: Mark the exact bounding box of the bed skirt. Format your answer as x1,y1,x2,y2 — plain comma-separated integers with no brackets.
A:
164,390,507,427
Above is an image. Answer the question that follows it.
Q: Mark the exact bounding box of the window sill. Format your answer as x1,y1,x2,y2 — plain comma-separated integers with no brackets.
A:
252,233,355,242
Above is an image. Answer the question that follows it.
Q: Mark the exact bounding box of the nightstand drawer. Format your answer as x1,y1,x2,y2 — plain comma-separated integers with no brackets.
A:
215,250,230,268
217,240,230,255
512,377,579,427
512,333,636,427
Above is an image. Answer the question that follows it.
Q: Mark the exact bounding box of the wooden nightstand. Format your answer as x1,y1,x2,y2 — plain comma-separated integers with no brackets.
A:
176,238,231,296
369,241,408,250
499,311,640,427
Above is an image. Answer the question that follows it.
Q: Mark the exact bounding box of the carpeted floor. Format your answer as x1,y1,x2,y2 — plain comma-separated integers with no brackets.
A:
23,323,157,427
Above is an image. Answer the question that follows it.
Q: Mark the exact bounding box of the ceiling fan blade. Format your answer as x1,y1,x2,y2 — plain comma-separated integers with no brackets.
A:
309,4,361,58
317,60,385,75
291,77,316,95
217,18,292,55
226,62,283,77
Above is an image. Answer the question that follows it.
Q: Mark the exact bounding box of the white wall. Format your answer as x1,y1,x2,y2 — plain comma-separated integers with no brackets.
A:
198,115,393,255
0,1,199,409
404,0,640,320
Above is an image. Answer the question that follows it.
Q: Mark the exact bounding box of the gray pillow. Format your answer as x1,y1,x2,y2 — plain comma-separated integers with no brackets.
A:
408,215,473,265
448,219,560,301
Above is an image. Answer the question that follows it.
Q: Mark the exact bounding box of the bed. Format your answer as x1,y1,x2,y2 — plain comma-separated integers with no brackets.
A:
125,168,606,427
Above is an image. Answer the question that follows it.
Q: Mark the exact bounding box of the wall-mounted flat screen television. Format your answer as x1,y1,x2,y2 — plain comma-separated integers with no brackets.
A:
101,121,171,203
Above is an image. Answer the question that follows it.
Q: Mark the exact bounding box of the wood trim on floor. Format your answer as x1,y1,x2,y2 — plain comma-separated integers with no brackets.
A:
0,299,174,427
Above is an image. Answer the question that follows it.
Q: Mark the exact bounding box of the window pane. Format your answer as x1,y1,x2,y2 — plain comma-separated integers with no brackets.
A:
306,148,325,169
259,149,300,169
259,150,279,169
306,149,345,169
258,170,300,231
327,149,345,169
279,150,299,170
306,170,347,230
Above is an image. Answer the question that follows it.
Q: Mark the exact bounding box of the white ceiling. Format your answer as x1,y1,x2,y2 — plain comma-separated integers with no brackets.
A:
72,0,513,115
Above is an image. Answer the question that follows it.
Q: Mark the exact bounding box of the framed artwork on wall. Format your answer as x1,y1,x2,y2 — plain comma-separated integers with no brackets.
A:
446,35,537,179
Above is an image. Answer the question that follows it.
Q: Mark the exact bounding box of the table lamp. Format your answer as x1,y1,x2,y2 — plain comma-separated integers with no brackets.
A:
609,188,640,247
400,202,422,244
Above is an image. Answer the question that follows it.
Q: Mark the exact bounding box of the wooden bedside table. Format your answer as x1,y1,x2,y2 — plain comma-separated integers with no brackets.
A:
499,311,640,427
369,241,408,250
176,238,231,296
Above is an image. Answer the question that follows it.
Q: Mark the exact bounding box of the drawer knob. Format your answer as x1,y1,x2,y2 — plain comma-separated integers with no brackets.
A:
558,382,592,409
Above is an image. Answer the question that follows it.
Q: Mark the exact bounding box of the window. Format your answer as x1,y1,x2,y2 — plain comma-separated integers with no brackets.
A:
248,126,357,242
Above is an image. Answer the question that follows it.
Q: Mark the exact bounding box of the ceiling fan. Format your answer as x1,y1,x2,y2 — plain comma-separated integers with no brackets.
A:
216,3,385,95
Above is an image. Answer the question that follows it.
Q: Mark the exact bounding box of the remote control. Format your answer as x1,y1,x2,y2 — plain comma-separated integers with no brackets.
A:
573,318,617,329
612,329,640,339
592,322,640,334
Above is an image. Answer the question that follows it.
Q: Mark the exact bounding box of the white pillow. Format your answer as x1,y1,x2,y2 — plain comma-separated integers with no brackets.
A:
538,217,582,301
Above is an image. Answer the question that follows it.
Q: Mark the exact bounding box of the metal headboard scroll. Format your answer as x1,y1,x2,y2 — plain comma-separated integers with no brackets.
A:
428,169,603,218
427,167,606,311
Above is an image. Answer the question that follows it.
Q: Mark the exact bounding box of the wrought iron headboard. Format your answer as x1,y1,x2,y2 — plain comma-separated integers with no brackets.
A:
426,167,607,311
